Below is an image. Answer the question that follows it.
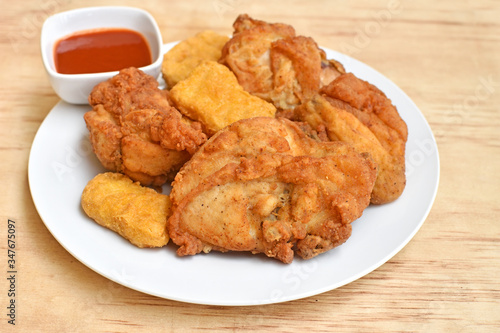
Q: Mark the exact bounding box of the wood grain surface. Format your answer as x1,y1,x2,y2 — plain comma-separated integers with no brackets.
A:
1,0,499,332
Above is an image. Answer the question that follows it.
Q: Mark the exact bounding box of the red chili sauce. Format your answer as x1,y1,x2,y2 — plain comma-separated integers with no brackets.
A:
54,28,152,74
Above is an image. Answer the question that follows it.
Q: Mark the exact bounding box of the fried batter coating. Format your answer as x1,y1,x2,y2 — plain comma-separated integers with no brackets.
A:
293,73,408,204
81,172,171,248
219,14,345,110
220,14,295,101
269,36,323,109
321,72,408,142
162,30,229,89
168,117,376,263
84,67,207,186
169,61,276,136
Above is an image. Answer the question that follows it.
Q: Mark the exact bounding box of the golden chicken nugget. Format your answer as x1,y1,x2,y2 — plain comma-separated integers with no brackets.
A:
81,172,171,248
169,61,276,136
162,30,229,89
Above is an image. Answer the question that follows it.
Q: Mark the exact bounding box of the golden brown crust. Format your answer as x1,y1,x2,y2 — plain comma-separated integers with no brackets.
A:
292,73,408,204
161,30,230,89
219,14,345,110
84,67,207,186
168,117,376,263
169,61,276,136
83,104,123,172
81,172,171,248
269,36,322,109
321,73,408,142
220,15,296,101
320,56,346,87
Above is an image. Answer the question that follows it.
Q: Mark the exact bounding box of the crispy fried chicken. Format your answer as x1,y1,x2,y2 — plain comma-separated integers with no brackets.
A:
84,67,207,186
168,117,376,263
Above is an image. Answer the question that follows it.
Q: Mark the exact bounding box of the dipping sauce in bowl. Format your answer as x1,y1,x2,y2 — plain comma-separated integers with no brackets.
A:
41,6,163,104
54,28,152,74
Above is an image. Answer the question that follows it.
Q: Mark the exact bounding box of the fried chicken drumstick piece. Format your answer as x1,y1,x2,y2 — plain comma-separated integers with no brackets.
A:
168,117,376,263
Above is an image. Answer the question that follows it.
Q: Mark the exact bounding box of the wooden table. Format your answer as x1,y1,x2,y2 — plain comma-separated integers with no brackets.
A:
1,0,499,331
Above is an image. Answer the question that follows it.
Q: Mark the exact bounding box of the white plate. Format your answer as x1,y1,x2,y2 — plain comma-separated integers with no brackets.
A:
28,43,439,306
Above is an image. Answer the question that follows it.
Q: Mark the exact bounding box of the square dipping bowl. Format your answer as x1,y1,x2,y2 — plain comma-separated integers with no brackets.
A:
41,6,163,104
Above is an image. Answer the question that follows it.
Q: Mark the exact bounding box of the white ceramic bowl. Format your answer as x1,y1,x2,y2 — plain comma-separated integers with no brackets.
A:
41,6,163,104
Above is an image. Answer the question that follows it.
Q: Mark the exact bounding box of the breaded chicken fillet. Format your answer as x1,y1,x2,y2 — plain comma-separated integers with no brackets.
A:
168,117,376,263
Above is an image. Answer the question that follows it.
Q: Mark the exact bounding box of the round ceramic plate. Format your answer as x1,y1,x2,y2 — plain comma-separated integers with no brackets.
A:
28,43,439,306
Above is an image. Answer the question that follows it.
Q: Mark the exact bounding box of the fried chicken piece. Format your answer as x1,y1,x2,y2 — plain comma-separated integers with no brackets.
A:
169,61,276,136
321,72,408,142
162,30,229,89
321,58,345,87
84,67,207,186
220,14,295,100
81,172,171,248
293,73,408,204
168,117,376,263
269,36,324,109
219,14,344,110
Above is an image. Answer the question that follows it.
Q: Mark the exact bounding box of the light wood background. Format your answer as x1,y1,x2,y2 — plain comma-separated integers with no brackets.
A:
1,0,499,332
